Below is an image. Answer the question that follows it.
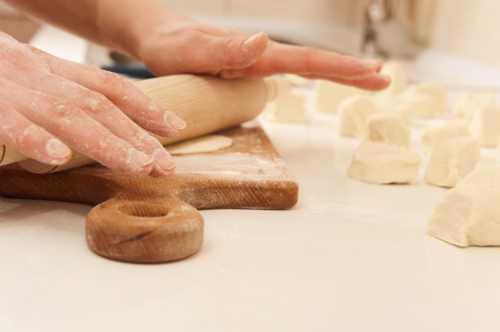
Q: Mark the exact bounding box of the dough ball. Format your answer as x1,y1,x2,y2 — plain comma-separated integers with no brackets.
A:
338,95,379,139
420,120,470,155
262,90,307,123
314,79,369,113
424,137,481,188
347,141,421,185
367,113,410,148
165,135,233,155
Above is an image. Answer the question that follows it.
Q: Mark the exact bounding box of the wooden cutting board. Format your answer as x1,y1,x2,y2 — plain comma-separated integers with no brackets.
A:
0,121,299,263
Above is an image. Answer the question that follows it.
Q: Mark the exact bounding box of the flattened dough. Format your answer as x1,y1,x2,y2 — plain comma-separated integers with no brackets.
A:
165,135,233,155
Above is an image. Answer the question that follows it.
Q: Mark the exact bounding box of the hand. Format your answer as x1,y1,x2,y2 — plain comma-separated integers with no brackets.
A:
137,15,390,91
0,32,185,177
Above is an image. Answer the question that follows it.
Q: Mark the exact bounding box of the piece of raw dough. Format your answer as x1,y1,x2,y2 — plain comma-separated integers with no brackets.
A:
367,113,410,147
314,79,369,113
420,120,470,155
373,95,412,122
399,90,442,118
338,95,379,139
458,162,500,188
406,82,448,112
427,163,500,247
262,90,307,122
468,99,500,147
165,135,233,155
347,141,421,184
453,92,496,121
285,74,309,86
424,136,481,188
427,184,500,247
377,61,408,96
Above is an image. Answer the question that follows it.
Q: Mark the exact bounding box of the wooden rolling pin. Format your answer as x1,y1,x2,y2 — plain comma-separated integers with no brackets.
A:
0,74,289,173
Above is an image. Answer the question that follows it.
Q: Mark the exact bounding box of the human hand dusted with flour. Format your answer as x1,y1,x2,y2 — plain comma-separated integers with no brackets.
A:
0,31,185,177
2,0,390,177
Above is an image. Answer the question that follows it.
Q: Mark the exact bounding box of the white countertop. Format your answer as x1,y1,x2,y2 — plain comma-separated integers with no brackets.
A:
2,25,500,332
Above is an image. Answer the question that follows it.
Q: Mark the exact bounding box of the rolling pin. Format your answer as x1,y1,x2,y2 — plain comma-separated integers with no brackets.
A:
0,74,289,173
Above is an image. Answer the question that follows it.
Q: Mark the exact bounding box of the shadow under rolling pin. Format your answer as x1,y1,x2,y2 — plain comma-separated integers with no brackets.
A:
3,74,290,174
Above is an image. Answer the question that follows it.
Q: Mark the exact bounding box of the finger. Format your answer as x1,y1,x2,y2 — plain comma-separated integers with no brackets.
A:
0,80,154,175
305,73,391,91
151,30,268,75
29,51,186,138
220,41,383,80
14,72,176,177
0,100,71,165
205,31,268,72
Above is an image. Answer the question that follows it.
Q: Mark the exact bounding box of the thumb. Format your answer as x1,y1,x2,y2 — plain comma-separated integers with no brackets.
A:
214,31,268,69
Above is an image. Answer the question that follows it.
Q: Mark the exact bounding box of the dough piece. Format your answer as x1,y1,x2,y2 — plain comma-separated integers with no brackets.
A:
399,90,442,118
458,162,500,188
453,92,496,121
338,95,378,139
424,137,481,188
468,99,500,147
427,185,500,247
165,135,233,155
373,95,412,122
420,120,470,155
347,141,421,184
407,82,448,112
314,79,369,113
285,74,309,86
367,113,411,147
378,61,408,96
427,163,500,247
262,90,307,122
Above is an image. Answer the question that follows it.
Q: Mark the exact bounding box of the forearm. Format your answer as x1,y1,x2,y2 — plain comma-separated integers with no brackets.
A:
3,0,179,58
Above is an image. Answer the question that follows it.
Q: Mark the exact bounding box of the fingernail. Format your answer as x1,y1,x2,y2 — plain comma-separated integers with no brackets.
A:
45,138,71,161
243,32,265,51
152,148,176,173
164,111,186,131
127,148,154,173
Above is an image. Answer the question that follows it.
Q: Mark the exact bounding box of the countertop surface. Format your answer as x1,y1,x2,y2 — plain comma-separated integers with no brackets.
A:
2,26,500,332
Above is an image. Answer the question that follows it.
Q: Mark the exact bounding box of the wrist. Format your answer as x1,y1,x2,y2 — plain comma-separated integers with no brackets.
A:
98,1,187,61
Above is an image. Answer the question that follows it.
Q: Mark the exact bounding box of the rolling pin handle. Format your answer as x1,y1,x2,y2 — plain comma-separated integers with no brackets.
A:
86,195,204,263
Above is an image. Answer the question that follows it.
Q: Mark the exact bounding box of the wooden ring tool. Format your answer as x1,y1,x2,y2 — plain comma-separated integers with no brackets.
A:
0,75,298,263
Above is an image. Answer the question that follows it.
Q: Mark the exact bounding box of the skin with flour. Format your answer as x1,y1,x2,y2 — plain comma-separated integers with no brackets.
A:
0,0,390,177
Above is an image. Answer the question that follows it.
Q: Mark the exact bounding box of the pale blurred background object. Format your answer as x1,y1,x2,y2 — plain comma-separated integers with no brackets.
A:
0,2,39,42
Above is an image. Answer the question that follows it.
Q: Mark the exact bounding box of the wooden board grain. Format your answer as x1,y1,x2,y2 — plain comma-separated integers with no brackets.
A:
0,121,299,263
